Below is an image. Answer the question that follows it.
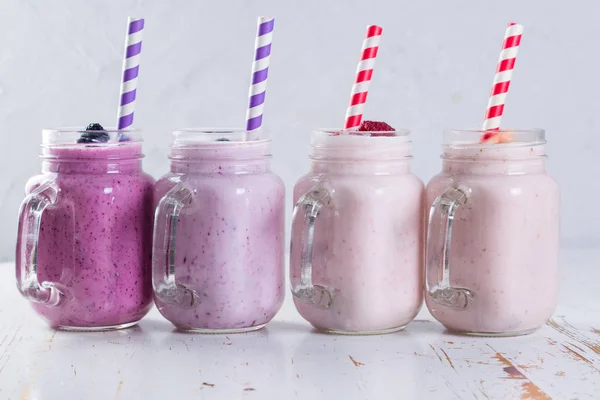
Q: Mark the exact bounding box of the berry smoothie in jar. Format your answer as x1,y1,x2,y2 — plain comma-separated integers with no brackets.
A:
152,129,285,333
16,125,155,330
425,129,559,336
290,122,424,334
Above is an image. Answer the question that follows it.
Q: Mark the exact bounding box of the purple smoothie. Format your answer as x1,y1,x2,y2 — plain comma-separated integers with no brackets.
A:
17,139,154,329
152,132,285,332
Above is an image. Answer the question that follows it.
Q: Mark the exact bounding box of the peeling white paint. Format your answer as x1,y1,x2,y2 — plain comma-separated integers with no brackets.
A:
1,249,599,399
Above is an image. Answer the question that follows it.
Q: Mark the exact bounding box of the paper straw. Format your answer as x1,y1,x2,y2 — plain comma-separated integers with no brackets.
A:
116,17,144,131
481,22,524,133
245,17,275,132
343,25,383,130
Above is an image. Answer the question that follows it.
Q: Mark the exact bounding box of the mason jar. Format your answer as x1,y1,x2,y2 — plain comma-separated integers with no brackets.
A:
425,129,559,336
152,129,285,333
290,129,424,334
16,128,154,330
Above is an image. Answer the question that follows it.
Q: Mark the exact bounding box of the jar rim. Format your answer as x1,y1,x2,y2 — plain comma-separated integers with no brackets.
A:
313,128,411,137
443,128,546,148
309,129,412,162
311,128,412,149
42,127,142,145
172,127,270,146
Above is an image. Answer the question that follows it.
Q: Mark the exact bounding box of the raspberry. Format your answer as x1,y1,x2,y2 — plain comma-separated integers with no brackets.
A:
357,120,395,136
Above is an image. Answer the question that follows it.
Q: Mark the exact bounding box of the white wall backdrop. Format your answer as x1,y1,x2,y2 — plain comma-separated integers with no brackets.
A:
0,0,597,260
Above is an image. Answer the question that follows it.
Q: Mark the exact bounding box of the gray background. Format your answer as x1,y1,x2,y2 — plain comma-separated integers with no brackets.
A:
0,0,597,261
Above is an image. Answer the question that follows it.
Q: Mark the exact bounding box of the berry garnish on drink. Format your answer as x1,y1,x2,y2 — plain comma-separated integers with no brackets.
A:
357,120,396,136
77,123,110,144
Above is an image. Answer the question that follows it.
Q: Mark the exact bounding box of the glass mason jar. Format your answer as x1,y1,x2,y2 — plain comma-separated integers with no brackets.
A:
290,129,424,334
152,129,285,333
16,128,155,330
425,129,559,336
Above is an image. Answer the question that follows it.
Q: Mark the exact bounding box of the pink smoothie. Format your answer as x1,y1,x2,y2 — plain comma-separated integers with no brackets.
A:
290,132,424,333
425,143,559,335
18,143,155,329
153,139,285,332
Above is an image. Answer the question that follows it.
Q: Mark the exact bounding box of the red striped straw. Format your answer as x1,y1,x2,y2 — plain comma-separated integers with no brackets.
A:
343,25,383,130
481,22,524,140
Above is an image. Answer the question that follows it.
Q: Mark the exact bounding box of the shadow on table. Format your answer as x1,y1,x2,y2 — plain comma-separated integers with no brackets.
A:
136,316,174,332
264,319,312,334
32,324,149,351
135,318,310,336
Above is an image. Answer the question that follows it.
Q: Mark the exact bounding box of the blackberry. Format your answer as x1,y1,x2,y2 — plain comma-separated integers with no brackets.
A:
77,123,110,144
85,123,105,131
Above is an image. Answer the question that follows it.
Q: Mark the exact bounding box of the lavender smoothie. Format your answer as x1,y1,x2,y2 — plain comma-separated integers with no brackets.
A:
16,129,154,330
425,129,559,335
152,130,285,332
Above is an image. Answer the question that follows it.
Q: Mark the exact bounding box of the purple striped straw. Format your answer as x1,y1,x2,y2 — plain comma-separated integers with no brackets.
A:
245,17,274,132
116,17,144,131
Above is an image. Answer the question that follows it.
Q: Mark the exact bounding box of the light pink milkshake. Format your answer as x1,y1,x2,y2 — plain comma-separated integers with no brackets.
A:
425,129,559,336
152,129,285,333
290,129,424,334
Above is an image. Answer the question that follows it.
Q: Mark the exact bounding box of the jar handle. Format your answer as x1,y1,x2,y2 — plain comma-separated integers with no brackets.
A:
426,185,474,308
290,182,333,308
16,181,64,306
152,183,198,307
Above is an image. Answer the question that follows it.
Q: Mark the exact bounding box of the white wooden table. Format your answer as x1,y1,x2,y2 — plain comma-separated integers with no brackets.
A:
1,249,599,400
